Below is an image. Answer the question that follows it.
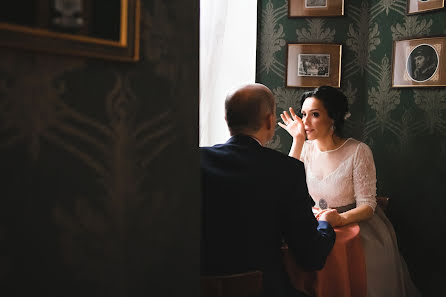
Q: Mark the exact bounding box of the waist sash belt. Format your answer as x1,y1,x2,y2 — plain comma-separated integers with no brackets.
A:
335,203,356,213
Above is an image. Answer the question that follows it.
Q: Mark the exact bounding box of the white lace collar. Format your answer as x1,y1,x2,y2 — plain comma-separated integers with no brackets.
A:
315,138,353,153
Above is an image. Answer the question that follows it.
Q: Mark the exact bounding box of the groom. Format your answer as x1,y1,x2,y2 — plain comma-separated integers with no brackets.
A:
200,83,337,297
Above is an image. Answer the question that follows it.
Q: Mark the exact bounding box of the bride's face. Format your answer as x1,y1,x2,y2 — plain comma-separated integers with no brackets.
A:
301,97,334,140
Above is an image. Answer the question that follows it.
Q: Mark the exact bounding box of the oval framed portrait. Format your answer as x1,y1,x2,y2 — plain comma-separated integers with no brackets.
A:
406,44,439,82
392,37,446,87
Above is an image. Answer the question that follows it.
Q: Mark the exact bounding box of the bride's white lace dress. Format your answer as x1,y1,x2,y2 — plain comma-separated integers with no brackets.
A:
300,138,421,297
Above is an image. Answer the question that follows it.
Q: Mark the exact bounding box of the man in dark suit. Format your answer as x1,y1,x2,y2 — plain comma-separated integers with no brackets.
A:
200,83,337,297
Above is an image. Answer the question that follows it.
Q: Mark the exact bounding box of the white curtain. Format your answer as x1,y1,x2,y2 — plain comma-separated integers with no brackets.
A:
199,0,258,147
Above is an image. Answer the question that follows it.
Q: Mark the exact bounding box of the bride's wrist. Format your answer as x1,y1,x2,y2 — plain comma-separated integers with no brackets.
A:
292,135,305,143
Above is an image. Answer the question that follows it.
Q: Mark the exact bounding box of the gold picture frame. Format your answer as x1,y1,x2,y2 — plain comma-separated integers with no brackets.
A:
0,0,140,62
289,0,344,17
392,37,446,87
286,43,342,88
407,0,444,15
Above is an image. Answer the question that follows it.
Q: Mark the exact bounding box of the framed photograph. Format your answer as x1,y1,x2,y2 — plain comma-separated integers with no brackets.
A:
0,0,140,61
392,37,446,87
286,43,342,88
407,0,444,15
289,0,344,17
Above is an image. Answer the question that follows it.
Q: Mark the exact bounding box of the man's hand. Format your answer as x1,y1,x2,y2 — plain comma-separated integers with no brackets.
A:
318,209,343,227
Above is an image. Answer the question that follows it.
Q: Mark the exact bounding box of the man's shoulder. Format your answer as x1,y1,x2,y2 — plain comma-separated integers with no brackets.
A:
259,146,305,171
200,143,233,158
200,143,228,153
200,143,303,169
200,145,218,152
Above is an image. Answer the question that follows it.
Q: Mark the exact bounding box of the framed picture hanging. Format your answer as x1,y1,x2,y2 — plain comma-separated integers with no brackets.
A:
392,37,446,87
286,43,342,88
407,0,444,15
0,0,141,61
289,0,344,17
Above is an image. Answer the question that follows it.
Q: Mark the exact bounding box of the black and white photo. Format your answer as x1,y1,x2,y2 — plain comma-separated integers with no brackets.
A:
298,54,330,77
52,0,84,29
406,44,438,82
305,0,328,8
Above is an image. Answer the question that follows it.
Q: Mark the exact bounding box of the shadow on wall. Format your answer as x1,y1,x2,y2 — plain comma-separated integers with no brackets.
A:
0,0,199,296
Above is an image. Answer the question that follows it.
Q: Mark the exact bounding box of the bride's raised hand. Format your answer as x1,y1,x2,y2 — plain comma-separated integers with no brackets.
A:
278,107,306,141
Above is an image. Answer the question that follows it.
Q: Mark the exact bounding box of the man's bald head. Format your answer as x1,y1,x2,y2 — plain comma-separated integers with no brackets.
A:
225,83,275,135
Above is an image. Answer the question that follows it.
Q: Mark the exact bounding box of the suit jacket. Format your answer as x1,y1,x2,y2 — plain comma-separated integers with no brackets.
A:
200,135,336,297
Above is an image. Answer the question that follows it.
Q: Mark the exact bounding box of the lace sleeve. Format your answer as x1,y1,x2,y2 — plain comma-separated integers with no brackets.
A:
353,143,377,211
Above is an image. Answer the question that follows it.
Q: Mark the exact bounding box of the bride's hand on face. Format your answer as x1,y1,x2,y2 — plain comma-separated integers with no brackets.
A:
278,107,306,141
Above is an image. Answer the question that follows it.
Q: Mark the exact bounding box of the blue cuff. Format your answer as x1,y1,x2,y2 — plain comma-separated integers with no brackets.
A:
317,220,333,230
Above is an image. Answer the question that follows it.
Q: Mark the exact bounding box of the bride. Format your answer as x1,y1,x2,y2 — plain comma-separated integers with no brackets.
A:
278,86,420,297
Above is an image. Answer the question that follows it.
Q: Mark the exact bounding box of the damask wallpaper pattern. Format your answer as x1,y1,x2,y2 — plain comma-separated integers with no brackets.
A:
257,0,446,295
0,1,199,296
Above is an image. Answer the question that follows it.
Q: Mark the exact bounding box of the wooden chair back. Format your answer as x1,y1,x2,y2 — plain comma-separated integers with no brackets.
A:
200,270,263,297
376,196,390,212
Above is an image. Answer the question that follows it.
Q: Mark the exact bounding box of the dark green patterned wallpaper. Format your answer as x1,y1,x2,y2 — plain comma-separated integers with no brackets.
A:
257,0,446,295
0,1,199,296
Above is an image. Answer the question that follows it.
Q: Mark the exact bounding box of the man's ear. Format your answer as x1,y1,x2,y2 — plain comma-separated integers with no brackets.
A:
265,113,273,130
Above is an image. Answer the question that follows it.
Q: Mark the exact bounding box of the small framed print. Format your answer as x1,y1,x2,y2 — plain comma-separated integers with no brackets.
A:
289,0,344,17
392,37,446,87
407,0,444,15
286,43,342,88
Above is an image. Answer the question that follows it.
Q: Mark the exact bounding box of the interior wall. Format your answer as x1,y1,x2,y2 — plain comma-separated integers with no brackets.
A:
0,1,199,296
256,0,446,295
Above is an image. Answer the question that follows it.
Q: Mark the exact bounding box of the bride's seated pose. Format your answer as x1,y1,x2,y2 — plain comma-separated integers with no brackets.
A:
279,86,421,297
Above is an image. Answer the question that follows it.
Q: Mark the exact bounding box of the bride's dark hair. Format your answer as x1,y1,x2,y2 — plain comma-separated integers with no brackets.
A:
299,86,349,137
